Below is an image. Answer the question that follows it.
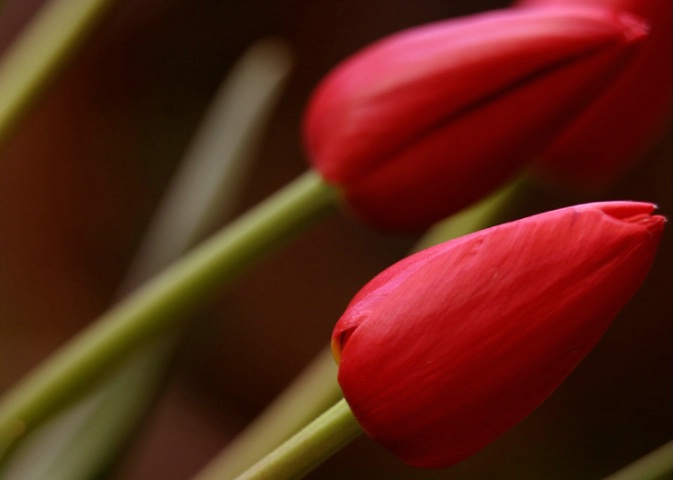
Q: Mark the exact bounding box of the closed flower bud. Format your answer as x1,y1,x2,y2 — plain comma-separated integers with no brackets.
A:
517,0,672,187
304,7,647,230
332,201,665,467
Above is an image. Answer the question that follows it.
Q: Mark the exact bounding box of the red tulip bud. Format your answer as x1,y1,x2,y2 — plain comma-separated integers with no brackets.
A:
304,7,648,231
516,0,672,188
332,201,665,467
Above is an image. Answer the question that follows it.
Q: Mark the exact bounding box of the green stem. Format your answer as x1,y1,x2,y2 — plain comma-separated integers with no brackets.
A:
234,399,362,480
0,170,338,461
0,0,116,147
602,441,672,480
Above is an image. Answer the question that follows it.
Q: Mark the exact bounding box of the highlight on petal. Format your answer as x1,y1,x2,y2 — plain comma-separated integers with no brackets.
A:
333,201,665,467
304,6,648,230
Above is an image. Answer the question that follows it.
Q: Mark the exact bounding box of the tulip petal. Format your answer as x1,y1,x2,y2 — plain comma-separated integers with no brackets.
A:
305,7,648,230
334,201,665,467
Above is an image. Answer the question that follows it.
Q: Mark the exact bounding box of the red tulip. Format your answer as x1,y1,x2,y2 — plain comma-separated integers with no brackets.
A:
332,201,665,467
516,0,672,187
303,7,647,231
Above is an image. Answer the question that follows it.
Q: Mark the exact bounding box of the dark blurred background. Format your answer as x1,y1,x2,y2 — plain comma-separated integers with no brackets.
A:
0,1,670,479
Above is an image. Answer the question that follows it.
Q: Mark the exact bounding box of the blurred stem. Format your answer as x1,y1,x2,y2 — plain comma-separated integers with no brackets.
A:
193,346,340,480
233,399,362,480
0,0,116,147
0,37,294,480
0,170,338,461
14,37,293,480
602,441,672,480
0,334,177,479
413,177,525,251
196,178,527,478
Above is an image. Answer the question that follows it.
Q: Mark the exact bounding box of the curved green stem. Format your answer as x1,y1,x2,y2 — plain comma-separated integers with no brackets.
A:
0,0,117,147
0,170,338,461
234,399,362,480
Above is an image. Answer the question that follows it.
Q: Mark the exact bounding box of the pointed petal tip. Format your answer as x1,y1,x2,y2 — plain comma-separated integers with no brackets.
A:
588,200,654,216
586,201,666,234
535,6,649,43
